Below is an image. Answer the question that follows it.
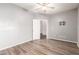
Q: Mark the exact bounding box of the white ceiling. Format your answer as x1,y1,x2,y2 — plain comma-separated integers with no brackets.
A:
15,3,79,14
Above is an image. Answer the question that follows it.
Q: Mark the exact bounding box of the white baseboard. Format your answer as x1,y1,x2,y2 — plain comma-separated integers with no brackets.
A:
0,39,32,51
50,38,79,48
48,37,77,44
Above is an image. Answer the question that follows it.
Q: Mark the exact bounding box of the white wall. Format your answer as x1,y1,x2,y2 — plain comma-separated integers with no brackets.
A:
0,4,33,50
48,9,78,43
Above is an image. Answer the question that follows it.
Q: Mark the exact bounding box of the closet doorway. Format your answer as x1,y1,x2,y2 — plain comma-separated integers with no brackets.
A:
33,19,48,40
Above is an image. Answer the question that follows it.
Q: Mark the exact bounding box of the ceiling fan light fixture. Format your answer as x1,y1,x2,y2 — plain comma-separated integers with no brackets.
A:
42,6,47,10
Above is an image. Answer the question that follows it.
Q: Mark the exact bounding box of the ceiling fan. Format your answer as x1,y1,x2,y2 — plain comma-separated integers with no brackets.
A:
34,3,55,13
37,3,54,8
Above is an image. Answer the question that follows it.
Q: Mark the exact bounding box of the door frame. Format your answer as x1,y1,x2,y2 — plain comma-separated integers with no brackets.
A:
32,19,48,40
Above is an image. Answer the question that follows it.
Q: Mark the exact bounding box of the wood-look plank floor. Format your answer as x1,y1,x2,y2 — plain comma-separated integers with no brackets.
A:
0,39,79,55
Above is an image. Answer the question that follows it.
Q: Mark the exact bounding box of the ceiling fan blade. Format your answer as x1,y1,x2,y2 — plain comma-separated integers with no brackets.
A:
33,7,41,10
36,3,55,10
37,3,49,6
45,6,55,9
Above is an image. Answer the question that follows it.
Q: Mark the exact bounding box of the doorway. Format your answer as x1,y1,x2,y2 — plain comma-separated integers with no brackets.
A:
33,19,48,40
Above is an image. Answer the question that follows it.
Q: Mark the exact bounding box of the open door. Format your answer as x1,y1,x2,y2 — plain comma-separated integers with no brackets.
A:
33,20,40,40
40,20,48,39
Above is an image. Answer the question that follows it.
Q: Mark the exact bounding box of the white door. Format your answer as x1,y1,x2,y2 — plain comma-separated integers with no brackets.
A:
33,20,40,40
